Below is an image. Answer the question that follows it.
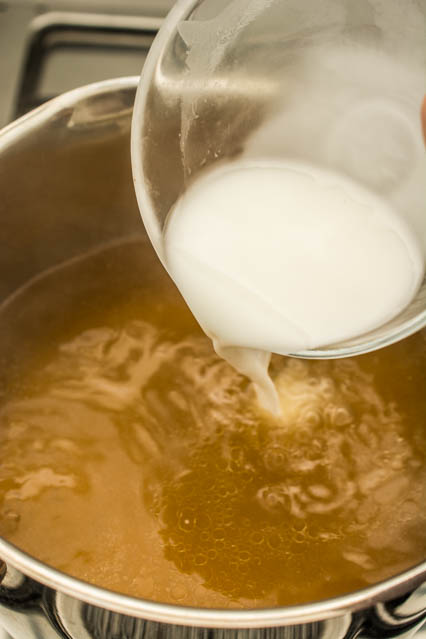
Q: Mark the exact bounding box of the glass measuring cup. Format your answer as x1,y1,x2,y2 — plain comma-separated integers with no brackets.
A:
131,0,426,359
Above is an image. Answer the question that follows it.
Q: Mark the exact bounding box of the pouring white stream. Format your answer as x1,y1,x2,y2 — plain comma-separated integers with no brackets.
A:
163,160,424,414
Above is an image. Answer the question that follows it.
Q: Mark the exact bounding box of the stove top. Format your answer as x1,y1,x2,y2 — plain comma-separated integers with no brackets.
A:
0,0,174,126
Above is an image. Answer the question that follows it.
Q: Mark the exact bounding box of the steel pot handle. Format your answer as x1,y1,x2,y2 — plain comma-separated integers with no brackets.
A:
0,561,67,639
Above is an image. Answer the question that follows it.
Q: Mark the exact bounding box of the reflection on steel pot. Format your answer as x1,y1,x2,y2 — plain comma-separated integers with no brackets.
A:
0,78,425,639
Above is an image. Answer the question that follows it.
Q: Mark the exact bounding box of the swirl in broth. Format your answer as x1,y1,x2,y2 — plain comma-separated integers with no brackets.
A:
0,238,424,608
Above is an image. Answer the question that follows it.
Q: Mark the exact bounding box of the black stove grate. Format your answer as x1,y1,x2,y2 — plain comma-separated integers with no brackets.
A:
14,13,159,117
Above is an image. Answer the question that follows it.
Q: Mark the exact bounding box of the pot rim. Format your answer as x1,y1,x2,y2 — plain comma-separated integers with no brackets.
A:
0,75,425,628
0,535,425,628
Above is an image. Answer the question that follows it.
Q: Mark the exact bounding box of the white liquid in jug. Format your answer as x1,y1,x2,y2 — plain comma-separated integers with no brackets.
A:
164,160,424,413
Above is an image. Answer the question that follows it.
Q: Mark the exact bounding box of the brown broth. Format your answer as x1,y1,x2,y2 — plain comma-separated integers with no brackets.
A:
0,238,425,608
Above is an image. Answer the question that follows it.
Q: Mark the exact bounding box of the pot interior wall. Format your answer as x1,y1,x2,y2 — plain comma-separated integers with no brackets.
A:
0,85,142,304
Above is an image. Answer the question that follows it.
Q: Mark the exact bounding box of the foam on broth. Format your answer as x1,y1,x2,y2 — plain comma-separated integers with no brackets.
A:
0,239,424,607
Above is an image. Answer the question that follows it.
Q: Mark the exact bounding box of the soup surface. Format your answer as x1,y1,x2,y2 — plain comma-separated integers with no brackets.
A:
0,238,425,608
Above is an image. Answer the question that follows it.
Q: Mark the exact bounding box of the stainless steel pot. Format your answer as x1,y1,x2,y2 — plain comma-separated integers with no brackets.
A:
0,77,425,639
